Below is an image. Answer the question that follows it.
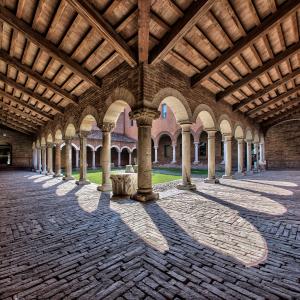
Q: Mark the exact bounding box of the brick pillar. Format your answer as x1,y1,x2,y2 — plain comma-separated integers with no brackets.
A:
76,132,90,185
222,135,233,179
129,108,160,201
205,130,219,183
47,143,54,175
63,138,74,181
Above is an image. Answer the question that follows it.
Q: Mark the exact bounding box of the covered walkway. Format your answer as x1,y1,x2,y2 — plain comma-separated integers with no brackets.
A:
0,170,300,299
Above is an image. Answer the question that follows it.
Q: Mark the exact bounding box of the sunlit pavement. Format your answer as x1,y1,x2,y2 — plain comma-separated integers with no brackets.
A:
0,170,300,299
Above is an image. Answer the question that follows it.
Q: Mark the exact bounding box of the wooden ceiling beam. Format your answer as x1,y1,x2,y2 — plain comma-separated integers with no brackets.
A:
191,0,300,87
247,85,300,115
0,114,36,132
0,119,33,135
138,0,151,63
255,97,300,122
0,110,39,129
218,41,300,102
0,73,64,115
0,89,51,121
0,101,45,125
66,0,137,67
0,50,78,106
149,0,214,64
233,68,300,111
0,6,101,90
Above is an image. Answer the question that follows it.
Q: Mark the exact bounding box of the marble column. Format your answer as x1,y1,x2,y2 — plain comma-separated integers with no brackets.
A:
75,149,79,169
153,146,158,163
63,138,74,180
36,147,41,173
92,150,96,169
259,143,264,162
246,140,252,173
237,138,244,174
129,108,160,201
254,142,259,171
47,143,54,175
41,145,47,175
98,123,114,191
76,132,90,185
117,149,121,167
54,141,63,177
177,123,196,190
204,130,219,183
193,142,199,164
222,135,233,179
171,144,176,164
129,151,132,165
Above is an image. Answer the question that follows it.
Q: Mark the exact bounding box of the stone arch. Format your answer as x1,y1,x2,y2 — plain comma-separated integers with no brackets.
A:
234,124,245,139
152,88,192,123
95,145,102,151
55,129,63,142
121,146,131,152
79,106,100,131
154,131,174,145
253,130,260,143
103,100,131,124
245,128,253,141
111,145,121,152
218,114,233,135
193,104,217,130
47,133,53,143
86,144,95,151
71,143,79,151
36,139,40,148
64,117,77,138
41,136,46,146
32,141,36,149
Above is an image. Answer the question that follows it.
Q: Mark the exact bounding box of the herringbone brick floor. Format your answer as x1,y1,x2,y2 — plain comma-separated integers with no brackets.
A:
0,170,300,299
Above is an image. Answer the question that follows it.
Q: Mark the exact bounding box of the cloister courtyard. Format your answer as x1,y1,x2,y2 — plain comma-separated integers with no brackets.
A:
1,0,300,299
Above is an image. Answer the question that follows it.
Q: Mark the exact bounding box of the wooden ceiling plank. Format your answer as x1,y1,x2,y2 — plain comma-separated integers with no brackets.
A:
0,72,64,114
0,109,39,129
149,0,214,64
138,0,151,63
0,6,101,89
0,113,36,131
217,40,300,101
0,119,33,134
246,85,300,115
150,11,170,31
191,0,300,86
0,50,78,105
234,68,300,111
66,0,137,67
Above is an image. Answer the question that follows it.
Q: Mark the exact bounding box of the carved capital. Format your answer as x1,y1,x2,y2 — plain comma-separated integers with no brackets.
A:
79,131,90,138
101,122,115,132
47,142,54,148
65,138,72,145
129,107,160,127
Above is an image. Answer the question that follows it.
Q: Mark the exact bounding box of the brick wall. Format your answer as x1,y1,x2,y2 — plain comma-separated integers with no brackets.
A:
265,120,300,169
0,126,33,168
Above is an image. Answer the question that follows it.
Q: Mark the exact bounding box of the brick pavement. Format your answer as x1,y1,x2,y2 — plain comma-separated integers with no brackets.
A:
0,170,300,299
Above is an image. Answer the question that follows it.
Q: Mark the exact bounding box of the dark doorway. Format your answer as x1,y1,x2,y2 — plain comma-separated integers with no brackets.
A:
0,144,12,165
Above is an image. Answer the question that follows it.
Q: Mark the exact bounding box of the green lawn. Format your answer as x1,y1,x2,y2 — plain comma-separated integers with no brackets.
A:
153,167,208,175
71,168,181,185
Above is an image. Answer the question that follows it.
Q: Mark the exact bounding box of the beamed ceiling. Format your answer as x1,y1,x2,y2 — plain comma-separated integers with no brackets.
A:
0,0,299,135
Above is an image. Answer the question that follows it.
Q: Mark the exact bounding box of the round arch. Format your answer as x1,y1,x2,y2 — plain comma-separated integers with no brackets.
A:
193,104,217,130
86,144,95,151
54,129,63,142
111,145,121,152
218,115,233,135
253,131,260,143
79,106,100,130
103,100,130,124
64,123,76,138
47,133,53,143
121,146,131,153
41,137,46,146
245,128,253,141
154,131,174,145
95,145,102,151
234,124,244,139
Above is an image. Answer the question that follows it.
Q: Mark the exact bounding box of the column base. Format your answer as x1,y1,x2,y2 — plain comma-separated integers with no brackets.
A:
63,176,74,181
193,161,199,165
41,171,47,175
35,170,41,173
47,171,54,176
204,178,220,184
53,173,63,178
171,161,177,164
222,175,235,179
176,183,196,190
76,180,90,186
97,184,112,192
130,191,159,202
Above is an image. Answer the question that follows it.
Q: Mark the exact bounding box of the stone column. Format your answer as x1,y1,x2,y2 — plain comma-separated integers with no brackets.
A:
75,149,79,169
177,122,196,190
254,142,259,171
222,135,233,179
63,138,74,180
259,143,264,162
92,150,96,169
117,149,121,167
246,140,252,173
32,147,37,171
47,143,54,175
129,108,160,201
237,138,244,174
54,142,63,177
129,151,132,165
41,145,47,175
193,142,199,164
36,147,41,173
98,123,114,191
153,146,158,163
205,130,219,183
76,132,90,185
171,144,176,164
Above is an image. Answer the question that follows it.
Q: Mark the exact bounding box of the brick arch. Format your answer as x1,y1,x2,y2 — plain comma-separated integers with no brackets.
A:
121,146,131,153
218,114,233,135
154,131,174,146
152,87,192,123
79,105,101,131
64,116,77,138
86,144,95,151
192,104,217,130
95,145,102,151
245,127,253,141
234,123,245,139
46,132,53,143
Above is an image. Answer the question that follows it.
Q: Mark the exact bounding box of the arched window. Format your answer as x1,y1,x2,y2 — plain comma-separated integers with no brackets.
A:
0,143,12,165
161,103,167,119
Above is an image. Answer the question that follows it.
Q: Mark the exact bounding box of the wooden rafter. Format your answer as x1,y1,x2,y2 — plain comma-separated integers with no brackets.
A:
149,0,214,64
138,0,151,63
247,85,300,116
0,119,33,135
0,6,101,90
255,97,300,122
0,73,64,115
191,0,300,87
66,0,137,67
0,109,39,129
0,113,36,132
0,50,78,106
219,41,300,102
233,68,300,111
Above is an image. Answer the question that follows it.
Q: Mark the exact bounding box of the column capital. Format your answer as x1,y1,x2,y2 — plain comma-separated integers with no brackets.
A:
47,142,54,148
179,121,192,131
41,145,46,149
236,137,244,143
101,122,115,132
55,140,63,146
79,131,90,138
245,139,253,143
223,134,232,141
65,137,72,144
194,141,199,145
129,107,160,126
207,130,217,137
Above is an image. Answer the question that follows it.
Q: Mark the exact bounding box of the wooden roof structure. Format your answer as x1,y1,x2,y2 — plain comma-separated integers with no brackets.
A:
0,0,299,134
